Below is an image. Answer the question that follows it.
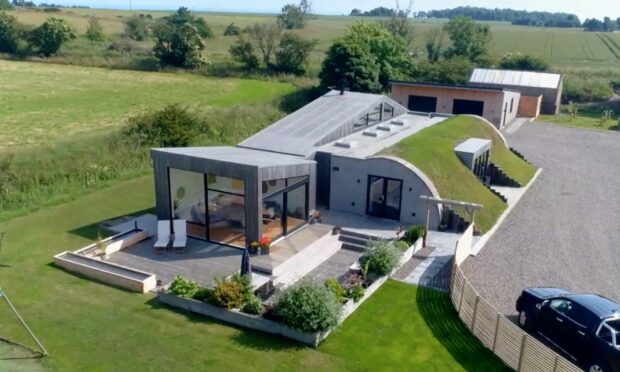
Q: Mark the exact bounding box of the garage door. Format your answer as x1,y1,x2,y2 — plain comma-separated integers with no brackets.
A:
408,95,437,112
453,99,484,116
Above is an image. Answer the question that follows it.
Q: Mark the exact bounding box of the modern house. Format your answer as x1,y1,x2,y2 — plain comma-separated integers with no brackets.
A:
468,68,563,115
151,90,450,248
390,81,521,130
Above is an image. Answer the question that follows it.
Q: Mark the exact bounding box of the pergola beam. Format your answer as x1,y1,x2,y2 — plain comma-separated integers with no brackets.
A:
420,195,483,247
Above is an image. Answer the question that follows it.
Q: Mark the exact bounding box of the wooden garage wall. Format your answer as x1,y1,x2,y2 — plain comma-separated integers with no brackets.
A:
518,95,542,118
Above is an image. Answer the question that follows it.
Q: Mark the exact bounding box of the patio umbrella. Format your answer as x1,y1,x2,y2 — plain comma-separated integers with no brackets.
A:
240,248,251,277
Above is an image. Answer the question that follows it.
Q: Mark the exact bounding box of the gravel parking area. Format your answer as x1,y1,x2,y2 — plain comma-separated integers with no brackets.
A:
462,122,620,316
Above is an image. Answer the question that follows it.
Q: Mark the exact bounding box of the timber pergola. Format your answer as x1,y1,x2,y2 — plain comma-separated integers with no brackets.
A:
420,195,483,246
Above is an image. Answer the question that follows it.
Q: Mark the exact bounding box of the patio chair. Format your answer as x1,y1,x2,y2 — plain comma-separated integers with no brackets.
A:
154,220,171,253
172,219,187,253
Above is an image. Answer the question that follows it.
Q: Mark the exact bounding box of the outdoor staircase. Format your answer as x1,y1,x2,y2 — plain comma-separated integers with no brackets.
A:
439,207,480,235
339,229,381,252
487,163,521,188
510,147,531,164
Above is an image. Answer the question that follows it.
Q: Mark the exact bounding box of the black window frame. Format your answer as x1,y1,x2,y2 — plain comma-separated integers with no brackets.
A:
365,174,403,221
261,176,310,240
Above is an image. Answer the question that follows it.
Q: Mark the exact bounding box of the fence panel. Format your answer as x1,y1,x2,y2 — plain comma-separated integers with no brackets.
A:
471,298,497,349
450,267,464,308
493,317,523,370
458,281,478,329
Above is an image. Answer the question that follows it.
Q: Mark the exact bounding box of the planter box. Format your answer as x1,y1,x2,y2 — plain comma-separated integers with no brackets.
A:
103,230,149,257
158,293,330,347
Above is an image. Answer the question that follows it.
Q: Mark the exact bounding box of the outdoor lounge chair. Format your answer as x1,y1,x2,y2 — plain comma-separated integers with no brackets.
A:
172,219,187,253
154,220,171,253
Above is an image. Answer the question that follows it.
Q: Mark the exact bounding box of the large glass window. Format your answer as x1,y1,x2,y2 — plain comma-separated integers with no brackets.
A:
208,175,244,195
169,168,206,239
207,190,245,247
261,176,309,240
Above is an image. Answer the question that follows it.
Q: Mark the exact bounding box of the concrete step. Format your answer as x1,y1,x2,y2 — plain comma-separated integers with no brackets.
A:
339,229,381,241
338,234,369,246
341,241,368,252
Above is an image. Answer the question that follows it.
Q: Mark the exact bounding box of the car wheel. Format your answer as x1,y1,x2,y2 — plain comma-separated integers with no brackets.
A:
518,309,532,331
588,361,608,372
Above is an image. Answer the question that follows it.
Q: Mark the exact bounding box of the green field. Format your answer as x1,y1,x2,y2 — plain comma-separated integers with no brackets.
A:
0,175,505,371
9,8,620,71
386,116,536,232
0,60,294,150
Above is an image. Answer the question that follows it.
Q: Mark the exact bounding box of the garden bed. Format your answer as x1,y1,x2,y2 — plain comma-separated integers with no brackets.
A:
158,237,423,346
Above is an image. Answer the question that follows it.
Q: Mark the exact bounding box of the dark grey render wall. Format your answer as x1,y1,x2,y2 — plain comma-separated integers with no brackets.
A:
328,156,441,227
151,150,316,244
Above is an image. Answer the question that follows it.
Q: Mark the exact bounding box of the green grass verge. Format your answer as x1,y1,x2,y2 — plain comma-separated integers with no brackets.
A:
320,281,509,371
0,176,505,370
0,60,295,150
539,114,620,131
385,116,536,232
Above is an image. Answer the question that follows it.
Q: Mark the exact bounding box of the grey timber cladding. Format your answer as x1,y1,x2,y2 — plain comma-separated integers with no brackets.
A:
239,90,407,157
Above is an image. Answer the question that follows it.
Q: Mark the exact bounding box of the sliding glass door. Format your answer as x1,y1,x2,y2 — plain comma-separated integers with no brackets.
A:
262,177,308,241
169,168,207,239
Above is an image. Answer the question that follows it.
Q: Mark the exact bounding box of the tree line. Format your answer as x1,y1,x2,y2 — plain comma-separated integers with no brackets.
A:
417,6,582,28
583,17,620,32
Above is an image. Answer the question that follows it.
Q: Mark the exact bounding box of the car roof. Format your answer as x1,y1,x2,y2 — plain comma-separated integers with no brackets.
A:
565,294,620,319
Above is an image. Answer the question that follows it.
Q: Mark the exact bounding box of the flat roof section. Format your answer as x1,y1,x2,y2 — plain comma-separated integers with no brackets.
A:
239,90,404,157
151,146,315,168
470,68,562,89
390,80,519,94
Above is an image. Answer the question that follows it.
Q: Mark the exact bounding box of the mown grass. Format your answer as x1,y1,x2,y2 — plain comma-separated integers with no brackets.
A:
385,116,536,233
0,178,506,370
0,60,295,149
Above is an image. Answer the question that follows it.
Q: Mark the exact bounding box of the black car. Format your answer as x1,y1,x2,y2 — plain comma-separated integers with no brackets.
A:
516,288,620,372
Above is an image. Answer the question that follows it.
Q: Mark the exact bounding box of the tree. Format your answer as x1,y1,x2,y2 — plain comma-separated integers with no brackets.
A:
274,32,316,75
603,17,617,32
0,12,20,53
124,15,149,41
320,22,409,92
277,1,312,30
223,22,240,36
583,18,604,32
85,17,104,41
350,8,362,16
29,17,76,56
0,0,13,10
443,16,491,63
499,53,549,71
153,22,206,69
163,7,213,39
424,27,445,62
411,57,473,85
248,23,281,68
229,37,259,70
380,0,415,50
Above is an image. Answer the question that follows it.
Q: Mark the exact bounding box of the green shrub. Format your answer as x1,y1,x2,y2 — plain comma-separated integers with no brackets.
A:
324,278,346,303
394,240,410,252
499,53,549,71
123,15,149,41
402,225,425,245
28,16,76,56
563,76,613,103
346,283,365,302
275,281,341,332
124,104,200,147
359,241,402,277
242,294,264,315
192,288,214,303
224,22,241,36
0,12,21,54
212,276,245,309
168,275,200,298
85,17,105,42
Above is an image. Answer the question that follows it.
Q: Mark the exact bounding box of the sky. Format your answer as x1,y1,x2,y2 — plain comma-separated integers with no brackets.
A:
61,1,617,20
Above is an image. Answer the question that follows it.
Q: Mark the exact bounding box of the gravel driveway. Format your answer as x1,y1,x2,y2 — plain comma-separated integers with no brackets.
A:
462,122,620,316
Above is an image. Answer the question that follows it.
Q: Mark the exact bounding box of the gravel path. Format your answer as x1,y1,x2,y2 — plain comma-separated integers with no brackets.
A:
462,122,620,316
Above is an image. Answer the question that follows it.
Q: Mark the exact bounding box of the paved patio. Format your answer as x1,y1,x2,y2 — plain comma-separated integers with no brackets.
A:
106,237,242,288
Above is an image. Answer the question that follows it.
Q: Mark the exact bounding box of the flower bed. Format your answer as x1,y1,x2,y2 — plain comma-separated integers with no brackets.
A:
158,237,423,346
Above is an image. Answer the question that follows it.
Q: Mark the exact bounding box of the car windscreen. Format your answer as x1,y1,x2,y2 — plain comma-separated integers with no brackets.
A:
608,319,620,332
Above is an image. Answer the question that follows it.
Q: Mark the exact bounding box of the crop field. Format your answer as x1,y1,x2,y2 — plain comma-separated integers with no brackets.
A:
0,60,294,150
10,8,620,71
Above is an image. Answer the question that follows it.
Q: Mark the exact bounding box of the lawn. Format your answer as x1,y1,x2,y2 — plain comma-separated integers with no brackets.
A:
539,114,619,131
0,60,295,150
385,116,536,232
0,175,505,371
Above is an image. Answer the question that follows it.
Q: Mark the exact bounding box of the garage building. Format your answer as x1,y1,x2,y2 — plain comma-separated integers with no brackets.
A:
469,68,563,115
390,81,521,130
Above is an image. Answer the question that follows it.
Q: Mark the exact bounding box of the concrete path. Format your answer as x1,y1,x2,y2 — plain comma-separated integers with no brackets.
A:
463,121,620,315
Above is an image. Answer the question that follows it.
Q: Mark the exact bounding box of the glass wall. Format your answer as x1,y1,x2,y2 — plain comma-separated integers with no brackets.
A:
169,168,206,239
261,176,308,241
169,169,246,247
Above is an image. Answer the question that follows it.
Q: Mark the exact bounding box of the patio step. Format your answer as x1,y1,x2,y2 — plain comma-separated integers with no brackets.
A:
339,229,382,252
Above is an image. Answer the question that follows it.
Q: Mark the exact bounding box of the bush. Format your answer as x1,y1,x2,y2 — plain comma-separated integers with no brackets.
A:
563,77,613,103
359,241,402,277
401,225,425,245
346,283,365,302
324,278,346,303
229,37,259,70
153,21,206,69
211,276,245,309
124,105,200,147
192,288,214,303
107,38,148,53
124,15,149,41
168,275,199,298
394,240,410,252
242,294,264,315
85,17,105,41
0,12,20,54
274,32,316,75
224,22,240,36
28,16,76,56
275,281,340,332
499,53,549,71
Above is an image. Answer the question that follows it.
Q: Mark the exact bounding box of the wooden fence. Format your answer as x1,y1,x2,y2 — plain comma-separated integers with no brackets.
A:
449,264,582,371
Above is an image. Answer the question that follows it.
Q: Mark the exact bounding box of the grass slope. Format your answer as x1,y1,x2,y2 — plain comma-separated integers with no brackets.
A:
0,60,294,150
320,281,509,371
386,116,536,232
0,176,504,371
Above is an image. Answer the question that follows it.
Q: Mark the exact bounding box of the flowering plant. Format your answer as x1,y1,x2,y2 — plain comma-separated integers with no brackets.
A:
258,235,271,248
